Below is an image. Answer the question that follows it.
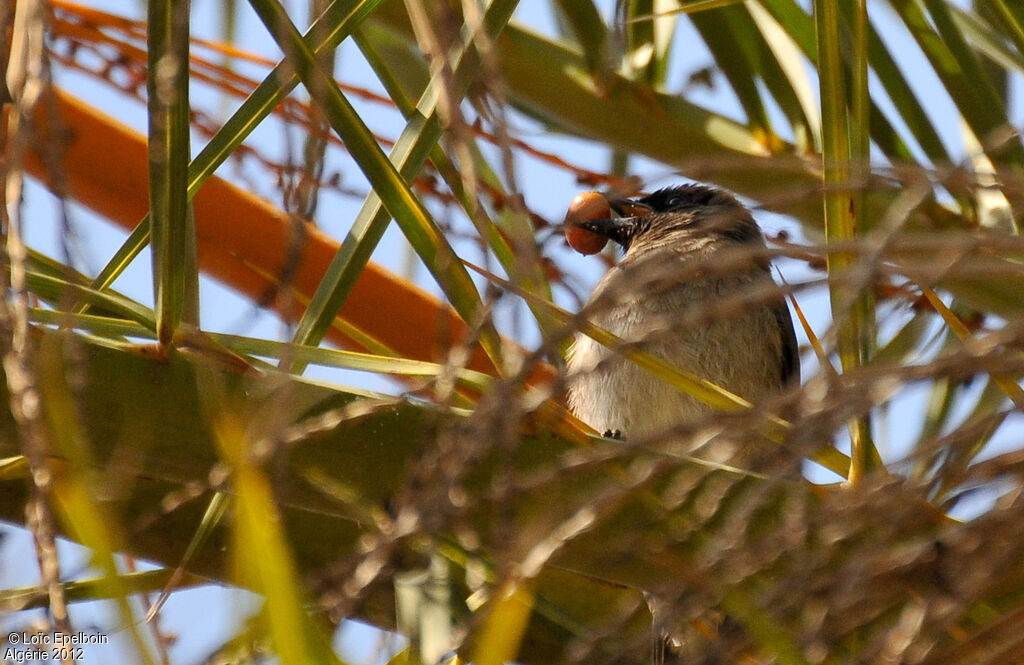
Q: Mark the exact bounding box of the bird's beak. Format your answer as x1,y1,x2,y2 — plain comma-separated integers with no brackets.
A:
608,198,654,218
576,198,653,247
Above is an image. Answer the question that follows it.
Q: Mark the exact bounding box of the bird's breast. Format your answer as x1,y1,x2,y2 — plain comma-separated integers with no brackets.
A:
567,266,786,440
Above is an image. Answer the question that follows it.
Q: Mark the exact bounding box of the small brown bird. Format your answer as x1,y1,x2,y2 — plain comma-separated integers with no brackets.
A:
566,184,799,445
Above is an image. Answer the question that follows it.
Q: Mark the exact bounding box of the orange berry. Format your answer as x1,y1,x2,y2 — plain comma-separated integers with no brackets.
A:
564,192,610,255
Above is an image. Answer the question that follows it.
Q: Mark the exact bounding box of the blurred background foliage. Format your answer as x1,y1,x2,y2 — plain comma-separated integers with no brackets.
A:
2,0,1024,663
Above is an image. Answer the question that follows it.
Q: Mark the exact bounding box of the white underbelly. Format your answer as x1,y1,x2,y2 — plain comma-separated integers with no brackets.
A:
567,281,784,439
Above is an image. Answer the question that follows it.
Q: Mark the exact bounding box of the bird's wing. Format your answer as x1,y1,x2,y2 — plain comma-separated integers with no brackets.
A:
774,298,801,386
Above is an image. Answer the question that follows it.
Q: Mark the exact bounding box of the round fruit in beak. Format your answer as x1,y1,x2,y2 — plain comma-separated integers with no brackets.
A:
564,192,611,255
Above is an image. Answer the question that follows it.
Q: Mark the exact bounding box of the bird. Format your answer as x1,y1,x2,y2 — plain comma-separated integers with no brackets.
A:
565,184,799,457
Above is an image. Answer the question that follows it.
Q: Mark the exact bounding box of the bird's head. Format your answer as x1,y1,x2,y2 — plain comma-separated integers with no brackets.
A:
576,184,764,256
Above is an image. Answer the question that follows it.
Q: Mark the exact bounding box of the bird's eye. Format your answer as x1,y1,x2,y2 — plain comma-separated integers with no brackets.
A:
664,195,681,208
